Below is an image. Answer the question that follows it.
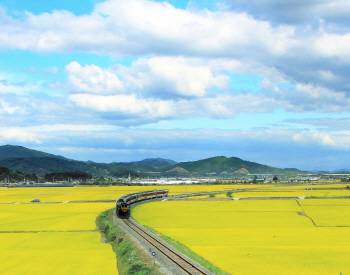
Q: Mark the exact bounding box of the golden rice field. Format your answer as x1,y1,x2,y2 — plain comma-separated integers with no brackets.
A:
0,232,117,274
0,185,258,274
133,199,350,275
0,184,265,203
1,183,349,274
191,183,350,198
0,191,117,274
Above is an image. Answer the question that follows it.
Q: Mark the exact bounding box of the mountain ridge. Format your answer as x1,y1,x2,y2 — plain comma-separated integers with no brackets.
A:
0,145,66,160
0,145,306,176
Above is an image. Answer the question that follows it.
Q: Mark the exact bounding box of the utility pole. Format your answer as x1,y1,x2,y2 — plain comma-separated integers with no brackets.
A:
310,181,312,196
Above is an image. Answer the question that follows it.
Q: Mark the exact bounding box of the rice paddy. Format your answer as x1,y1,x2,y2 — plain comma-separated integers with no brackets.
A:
1,183,349,274
0,184,263,203
133,198,350,274
0,187,118,274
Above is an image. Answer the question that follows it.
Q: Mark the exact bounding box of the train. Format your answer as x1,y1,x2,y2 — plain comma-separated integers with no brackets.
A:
116,189,169,218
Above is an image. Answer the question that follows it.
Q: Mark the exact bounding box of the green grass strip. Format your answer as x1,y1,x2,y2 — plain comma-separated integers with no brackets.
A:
96,209,163,275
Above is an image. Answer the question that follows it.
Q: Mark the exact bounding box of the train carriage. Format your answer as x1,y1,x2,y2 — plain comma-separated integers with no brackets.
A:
116,189,168,218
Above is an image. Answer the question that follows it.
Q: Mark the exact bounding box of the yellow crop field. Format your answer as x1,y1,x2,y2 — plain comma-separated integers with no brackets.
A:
0,184,268,203
0,232,116,274
1,184,348,274
227,186,350,198
133,199,350,275
0,202,114,231
299,198,350,206
0,187,118,275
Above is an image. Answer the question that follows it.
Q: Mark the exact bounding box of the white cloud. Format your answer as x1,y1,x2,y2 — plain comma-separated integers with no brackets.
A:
279,83,350,112
68,91,281,124
293,131,350,149
117,57,229,98
221,0,350,25
69,93,176,120
0,128,43,143
0,0,296,57
1,0,350,99
65,57,229,98
65,61,123,94
0,101,21,114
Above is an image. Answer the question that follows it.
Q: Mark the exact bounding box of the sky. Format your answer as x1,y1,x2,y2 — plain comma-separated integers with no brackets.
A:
1,0,350,171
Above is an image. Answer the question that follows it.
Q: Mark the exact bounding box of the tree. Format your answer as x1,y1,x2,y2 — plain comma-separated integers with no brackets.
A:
273,176,278,182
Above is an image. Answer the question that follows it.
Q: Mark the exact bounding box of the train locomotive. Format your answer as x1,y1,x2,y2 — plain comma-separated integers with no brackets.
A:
116,189,169,218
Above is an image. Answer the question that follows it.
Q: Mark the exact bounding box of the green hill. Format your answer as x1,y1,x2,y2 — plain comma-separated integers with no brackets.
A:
137,158,177,167
0,145,65,160
160,156,288,176
0,157,158,177
0,145,301,177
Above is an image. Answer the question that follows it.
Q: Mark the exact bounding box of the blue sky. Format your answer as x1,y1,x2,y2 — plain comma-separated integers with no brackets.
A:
1,0,350,171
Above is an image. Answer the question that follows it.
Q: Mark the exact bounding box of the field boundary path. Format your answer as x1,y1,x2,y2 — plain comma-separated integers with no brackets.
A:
114,212,214,275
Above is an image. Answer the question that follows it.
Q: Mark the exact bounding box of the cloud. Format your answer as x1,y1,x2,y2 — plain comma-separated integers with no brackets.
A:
68,91,283,125
0,101,22,114
293,131,350,149
117,57,229,98
283,117,350,133
220,0,350,26
1,0,350,100
262,82,350,113
65,61,124,94
69,93,177,124
0,1,296,57
0,128,43,143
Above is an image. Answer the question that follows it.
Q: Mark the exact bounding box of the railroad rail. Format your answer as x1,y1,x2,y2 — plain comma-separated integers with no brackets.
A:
122,219,209,275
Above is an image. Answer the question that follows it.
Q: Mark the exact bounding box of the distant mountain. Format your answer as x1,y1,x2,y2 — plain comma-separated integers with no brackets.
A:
137,158,177,167
0,157,107,176
0,145,303,177
160,156,291,176
284,168,302,172
0,145,65,160
331,169,350,173
0,157,155,177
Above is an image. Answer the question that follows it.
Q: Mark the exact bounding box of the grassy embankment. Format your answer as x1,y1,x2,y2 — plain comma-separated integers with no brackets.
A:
96,209,163,275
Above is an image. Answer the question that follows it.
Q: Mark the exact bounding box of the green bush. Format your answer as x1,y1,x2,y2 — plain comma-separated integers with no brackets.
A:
119,241,131,256
226,191,233,197
99,219,111,232
106,227,118,242
127,262,151,275
97,210,118,242
209,193,216,198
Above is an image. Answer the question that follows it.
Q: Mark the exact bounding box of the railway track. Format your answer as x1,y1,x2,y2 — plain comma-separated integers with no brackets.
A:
122,219,209,275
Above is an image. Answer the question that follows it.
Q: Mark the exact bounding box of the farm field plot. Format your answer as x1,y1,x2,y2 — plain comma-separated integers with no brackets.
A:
0,186,140,203
227,186,350,198
0,185,265,203
299,199,350,227
0,199,117,274
187,183,350,198
0,202,114,231
133,199,350,275
0,232,117,275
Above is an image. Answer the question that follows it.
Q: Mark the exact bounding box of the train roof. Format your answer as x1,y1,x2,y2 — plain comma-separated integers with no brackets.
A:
116,189,168,202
